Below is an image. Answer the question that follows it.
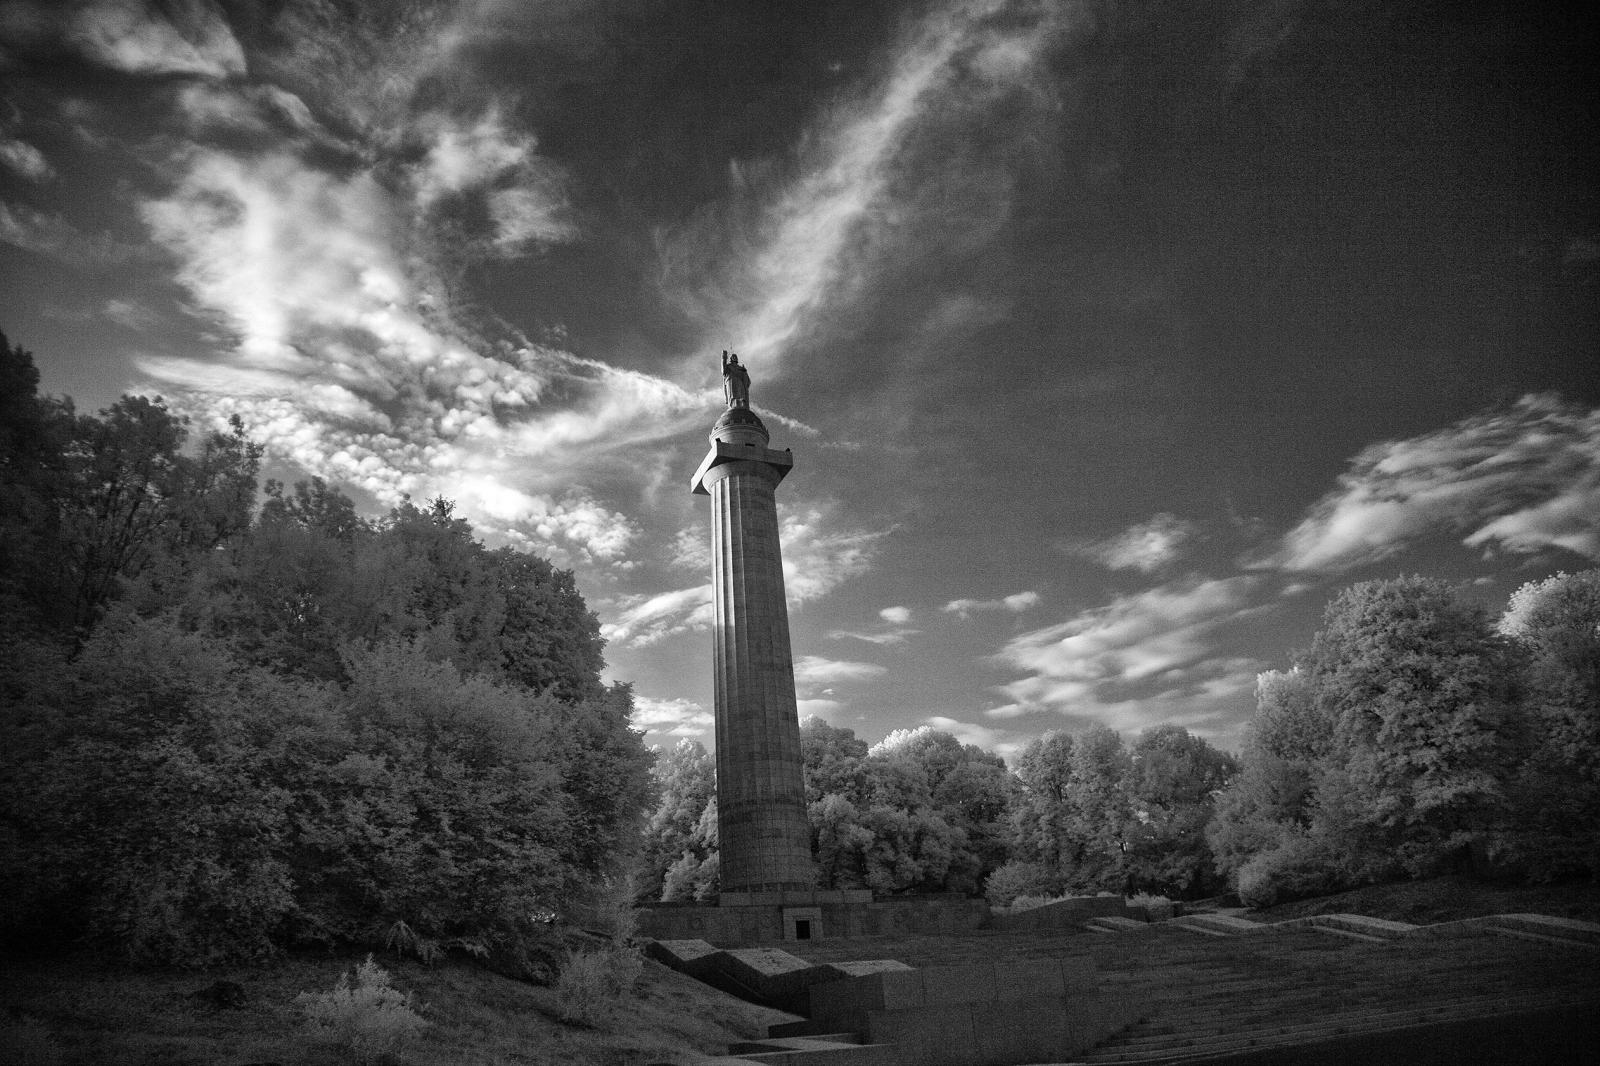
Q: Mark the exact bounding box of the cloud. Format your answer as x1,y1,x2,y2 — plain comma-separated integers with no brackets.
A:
0,203,144,267
781,505,892,606
680,0,1073,367
827,605,919,645
3,0,248,78
603,505,891,647
923,715,1028,761
600,585,713,649
86,5,710,569
942,590,1040,617
991,576,1266,734
1061,513,1199,573
670,526,711,573
793,655,888,686
796,698,847,721
631,695,712,739
0,137,55,182
1263,395,1600,572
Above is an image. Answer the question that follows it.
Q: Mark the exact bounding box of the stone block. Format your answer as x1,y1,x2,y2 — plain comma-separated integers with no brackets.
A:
973,996,1071,1064
868,1004,981,1066
817,960,916,982
810,969,925,1022
719,947,818,1002
921,962,996,1007
992,958,1066,1001
644,939,723,979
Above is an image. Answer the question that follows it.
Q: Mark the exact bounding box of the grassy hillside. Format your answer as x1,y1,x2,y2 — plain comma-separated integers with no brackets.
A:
1251,873,1600,925
0,949,792,1066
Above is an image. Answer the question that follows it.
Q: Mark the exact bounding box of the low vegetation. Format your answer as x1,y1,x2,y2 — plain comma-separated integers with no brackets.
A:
0,947,790,1066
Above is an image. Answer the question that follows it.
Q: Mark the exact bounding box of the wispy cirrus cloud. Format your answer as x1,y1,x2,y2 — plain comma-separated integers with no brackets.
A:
794,655,888,686
2,0,247,78
923,715,1028,761
684,0,1075,368
827,604,919,645
0,136,55,182
989,575,1267,737
603,505,892,648
631,695,713,740
600,585,714,650
782,505,892,606
1061,513,1200,573
0,203,144,267
1261,395,1600,572
943,590,1040,617
10,0,707,568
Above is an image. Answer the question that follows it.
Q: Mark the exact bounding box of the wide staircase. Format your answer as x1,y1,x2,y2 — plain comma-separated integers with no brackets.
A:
1069,920,1597,1063
667,911,1598,1065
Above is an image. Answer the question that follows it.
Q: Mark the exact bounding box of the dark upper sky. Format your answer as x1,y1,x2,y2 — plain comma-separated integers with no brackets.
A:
2,0,1595,755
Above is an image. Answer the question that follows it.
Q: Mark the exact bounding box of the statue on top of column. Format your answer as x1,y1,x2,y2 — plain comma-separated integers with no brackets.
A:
722,350,751,409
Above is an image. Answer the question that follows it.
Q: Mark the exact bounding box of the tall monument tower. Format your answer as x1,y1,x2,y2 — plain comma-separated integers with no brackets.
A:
691,352,816,894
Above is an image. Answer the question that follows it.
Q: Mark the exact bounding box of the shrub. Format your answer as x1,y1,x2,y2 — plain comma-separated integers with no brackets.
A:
983,860,1060,907
1128,892,1175,920
1235,833,1350,909
556,945,643,1027
297,955,426,1064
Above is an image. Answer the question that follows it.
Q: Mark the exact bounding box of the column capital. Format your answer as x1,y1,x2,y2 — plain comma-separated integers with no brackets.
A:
691,441,794,495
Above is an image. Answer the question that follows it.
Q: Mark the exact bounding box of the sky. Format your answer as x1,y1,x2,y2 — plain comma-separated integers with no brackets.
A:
2,0,1596,759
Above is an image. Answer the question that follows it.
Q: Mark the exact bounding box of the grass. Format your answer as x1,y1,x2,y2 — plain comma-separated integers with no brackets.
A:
1251,873,1600,925
0,947,793,1066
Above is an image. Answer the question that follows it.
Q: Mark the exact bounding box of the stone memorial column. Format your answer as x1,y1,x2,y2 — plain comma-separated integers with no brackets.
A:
691,352,816,895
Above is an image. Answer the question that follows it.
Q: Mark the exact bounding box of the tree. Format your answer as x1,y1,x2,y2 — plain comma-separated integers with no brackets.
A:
640,740,717,901
1007,731,1076,870
1308,576,1515,875
1125,725,1236,897
1005,726,1136,894
1497,570,1600,877
1209,668,1328,881
1063,725,1135,891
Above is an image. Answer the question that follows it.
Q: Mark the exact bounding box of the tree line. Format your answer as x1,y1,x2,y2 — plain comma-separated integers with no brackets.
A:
640,571,1599,907
0,333,654,967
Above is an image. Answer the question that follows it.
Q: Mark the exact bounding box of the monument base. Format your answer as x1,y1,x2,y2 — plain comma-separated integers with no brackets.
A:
634,890,989,946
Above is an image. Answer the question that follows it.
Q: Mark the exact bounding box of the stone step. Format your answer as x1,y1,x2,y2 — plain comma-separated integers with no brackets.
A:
1304,924,1390,943
711,1038,897,1066
1079,991,1592,1064
730,1034,866,1052
1111,989,1558,1048
1484,924,1600,949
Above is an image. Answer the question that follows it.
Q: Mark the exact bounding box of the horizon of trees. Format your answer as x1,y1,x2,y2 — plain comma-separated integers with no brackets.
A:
639,575,1599,908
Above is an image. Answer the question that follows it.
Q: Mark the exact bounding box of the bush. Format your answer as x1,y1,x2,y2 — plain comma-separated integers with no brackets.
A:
556,945,643,1027
1128,892,1175,920
1235,833,1350,909
983,860,1061,907
297,955,426,1064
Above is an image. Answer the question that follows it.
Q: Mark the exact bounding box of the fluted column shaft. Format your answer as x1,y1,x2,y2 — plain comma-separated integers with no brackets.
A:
703,459,815,893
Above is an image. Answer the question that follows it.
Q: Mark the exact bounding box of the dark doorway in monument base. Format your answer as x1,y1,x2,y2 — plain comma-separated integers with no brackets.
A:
782,905,821,942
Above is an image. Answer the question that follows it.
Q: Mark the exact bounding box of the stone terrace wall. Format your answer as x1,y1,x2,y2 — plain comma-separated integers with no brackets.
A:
987,894,1137,932
637,892,990,946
